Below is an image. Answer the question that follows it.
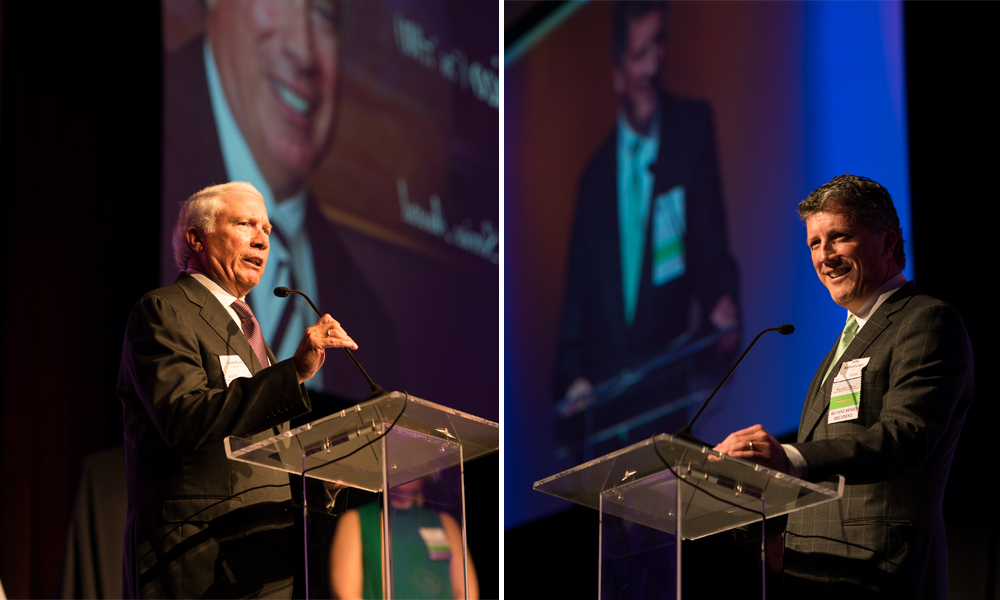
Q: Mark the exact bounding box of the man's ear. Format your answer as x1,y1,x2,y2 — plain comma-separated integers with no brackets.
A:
882,228,897,260
612,68,624,96
186,227,204,253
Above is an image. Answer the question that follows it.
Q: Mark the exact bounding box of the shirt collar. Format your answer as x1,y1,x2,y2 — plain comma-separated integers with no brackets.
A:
617,104,661,163
269,188,308,239
852,271,907,329
186,268,243,303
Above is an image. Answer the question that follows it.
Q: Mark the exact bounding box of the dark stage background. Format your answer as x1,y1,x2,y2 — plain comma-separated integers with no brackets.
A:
0,2,498,599
504,2,997,599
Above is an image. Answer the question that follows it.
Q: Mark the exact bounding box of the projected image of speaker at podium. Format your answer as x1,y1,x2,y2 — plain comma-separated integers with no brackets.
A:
553,1,740,462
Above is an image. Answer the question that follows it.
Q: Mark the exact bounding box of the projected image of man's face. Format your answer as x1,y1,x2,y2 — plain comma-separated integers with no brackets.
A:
207,0,340,200
614,8,665,135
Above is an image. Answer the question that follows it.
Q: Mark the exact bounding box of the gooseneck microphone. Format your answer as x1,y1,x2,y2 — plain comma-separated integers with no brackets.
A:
274,286,384,399
674,324,795,445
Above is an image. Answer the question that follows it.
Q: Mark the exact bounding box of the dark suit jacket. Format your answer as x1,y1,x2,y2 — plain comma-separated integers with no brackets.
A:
785,282,974,598
163,37,400,402
555,94,738,398
119,273,312,598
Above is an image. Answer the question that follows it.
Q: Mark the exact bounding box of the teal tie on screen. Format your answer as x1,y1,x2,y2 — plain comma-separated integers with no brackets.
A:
620,140,648,326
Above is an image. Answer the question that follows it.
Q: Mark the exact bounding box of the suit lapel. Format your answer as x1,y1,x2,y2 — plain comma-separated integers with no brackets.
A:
634,99,683,329
591,132,628,338
798,282,918,440
798,340,839,442
175,273,264,373
264,344,277,371
649,96,695,198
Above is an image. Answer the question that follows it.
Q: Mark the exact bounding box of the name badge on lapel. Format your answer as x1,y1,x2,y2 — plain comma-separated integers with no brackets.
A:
828,357,870,423
219,354,253,387
651,185,686,286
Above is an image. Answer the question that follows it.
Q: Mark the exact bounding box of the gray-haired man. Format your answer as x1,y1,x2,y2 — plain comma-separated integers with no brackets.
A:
119,181,355,598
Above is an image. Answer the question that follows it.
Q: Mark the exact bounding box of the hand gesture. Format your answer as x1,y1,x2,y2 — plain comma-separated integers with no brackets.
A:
293,314,358,384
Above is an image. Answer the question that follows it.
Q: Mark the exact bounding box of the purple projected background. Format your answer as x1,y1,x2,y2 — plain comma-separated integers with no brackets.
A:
159,0,498,420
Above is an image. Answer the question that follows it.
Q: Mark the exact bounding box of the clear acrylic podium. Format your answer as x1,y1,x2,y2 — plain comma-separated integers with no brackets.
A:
225,392,498,599
535,433,843,599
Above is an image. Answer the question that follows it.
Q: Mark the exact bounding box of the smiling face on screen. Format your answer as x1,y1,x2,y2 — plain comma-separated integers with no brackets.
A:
613,7,665,135
207,0,340,200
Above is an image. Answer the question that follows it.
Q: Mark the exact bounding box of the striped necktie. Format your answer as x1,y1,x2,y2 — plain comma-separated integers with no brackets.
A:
231,299,270,371
822,314,858,385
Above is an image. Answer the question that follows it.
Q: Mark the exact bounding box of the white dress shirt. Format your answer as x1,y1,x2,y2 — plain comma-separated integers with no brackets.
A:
185,269,272,368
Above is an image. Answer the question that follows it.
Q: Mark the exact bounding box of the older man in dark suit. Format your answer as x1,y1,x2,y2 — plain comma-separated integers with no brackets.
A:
715,175,974,599
119,182,357,598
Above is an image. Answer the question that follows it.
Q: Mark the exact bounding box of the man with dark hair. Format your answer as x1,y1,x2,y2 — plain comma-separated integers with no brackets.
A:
120,182,357,598
797,174,907,270
555,0,739,425
715,174,974,598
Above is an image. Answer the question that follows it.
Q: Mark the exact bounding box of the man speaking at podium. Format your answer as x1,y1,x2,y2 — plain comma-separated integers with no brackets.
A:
119,182,357,598
714,175,973,599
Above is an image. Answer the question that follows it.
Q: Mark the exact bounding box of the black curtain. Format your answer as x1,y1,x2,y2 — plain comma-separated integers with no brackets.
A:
0,3,160,598
905,3,998,599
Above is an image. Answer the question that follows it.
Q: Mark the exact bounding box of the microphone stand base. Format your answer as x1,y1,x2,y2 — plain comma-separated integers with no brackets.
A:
672,427,711,449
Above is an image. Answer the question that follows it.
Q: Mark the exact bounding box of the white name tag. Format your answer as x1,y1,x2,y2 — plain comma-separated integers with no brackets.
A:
828,357,870,423
219,354,253,387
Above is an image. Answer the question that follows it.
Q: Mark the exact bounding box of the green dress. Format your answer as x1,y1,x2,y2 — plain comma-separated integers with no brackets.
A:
357,502,455,599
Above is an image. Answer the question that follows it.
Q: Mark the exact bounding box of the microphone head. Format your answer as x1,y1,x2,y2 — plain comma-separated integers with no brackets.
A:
778,323,795,335
273,287,291,298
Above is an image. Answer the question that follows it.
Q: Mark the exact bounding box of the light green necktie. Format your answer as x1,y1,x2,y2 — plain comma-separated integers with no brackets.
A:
823,314,859,385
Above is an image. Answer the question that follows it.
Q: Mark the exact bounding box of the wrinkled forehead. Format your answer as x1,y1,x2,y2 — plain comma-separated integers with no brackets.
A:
812,197,852,216
805,201,854,226
221,189,267,214
221,189,267,217
805,205,879,241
